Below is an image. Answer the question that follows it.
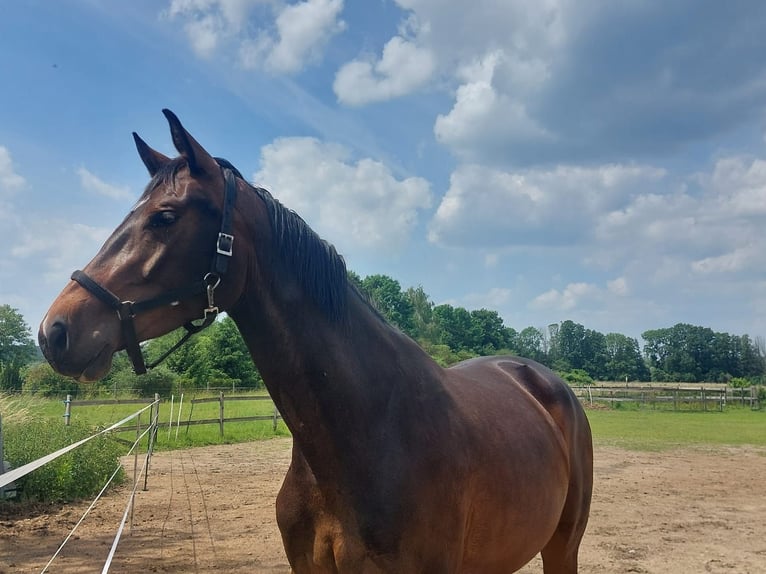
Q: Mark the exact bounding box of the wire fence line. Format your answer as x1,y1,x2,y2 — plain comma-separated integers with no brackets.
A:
39,421,155,574
0,399,158,490
101,419,156,574
0,399,161,573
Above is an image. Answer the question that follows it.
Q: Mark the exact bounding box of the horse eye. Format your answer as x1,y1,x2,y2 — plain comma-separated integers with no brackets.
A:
149,210,177,228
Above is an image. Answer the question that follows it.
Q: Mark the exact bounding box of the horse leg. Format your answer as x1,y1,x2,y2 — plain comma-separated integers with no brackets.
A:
540,430,593,574
540,483,591,573
276,447,330,572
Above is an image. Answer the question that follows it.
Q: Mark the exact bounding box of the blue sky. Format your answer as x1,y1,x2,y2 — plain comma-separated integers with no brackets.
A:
2,0,766,344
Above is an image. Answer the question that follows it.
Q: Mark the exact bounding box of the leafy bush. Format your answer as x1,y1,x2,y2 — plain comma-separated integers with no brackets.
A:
3,419,124,502
109,366,177,397
729,377,750,388
419,342,477,367
22,362,79,397
0,360,23,391
559,369,594,385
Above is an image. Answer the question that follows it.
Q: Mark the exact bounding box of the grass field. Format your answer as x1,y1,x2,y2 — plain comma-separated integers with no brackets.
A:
2,391,290,452
4,392,765,453
585,407,766,450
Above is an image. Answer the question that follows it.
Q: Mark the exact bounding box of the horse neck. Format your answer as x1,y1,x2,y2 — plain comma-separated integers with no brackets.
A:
229,276,443,481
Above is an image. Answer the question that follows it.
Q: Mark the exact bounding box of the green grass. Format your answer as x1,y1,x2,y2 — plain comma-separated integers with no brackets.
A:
11,392,766,454
23,390,289,453
585,407,766,450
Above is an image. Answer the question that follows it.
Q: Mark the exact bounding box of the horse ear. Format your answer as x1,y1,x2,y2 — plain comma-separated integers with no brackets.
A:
162,109,219,176
132,133,170,177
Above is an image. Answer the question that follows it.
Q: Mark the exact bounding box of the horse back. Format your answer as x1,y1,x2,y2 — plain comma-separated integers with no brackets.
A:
447,354,590,446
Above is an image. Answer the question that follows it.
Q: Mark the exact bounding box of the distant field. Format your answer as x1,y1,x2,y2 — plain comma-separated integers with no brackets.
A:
4,391,289,451
4,392,765,452
585,407,766,450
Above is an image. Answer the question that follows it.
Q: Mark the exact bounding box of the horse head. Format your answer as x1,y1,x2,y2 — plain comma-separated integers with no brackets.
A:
39,110,250,381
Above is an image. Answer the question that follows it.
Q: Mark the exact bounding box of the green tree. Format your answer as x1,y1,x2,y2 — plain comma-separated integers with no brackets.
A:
469,309,511,355
144,329,212,388
432,304,474,351
206,316,262,388
405,285,441,343
109,365,177,397
0,360,23,391
0,305,37,368
141,317,261,390
361,274,415,333
549,320,609,379
604,333,650,381
514,326,547,364
642,323,766,382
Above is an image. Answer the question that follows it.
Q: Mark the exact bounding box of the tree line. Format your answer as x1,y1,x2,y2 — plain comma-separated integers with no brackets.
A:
2,275,765,396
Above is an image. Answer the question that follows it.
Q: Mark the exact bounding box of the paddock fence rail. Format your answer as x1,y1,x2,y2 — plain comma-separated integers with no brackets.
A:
63,391,283,437
572,383,761,411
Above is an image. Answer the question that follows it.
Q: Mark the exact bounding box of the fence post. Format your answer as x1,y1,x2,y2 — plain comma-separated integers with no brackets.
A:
219,391,225,438
144,394,160,492
176,393,184,440
131,411,141,534
63,394,72,426
273,406,278,431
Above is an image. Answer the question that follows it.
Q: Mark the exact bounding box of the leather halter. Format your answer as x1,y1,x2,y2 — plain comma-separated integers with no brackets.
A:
70,167,239,375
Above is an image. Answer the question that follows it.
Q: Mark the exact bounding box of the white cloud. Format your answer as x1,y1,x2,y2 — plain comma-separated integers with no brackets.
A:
167,0,254,58
607,276,628,296
254,0,345,73
531,282,599,311
253,137,432,254
593,154,766,276
434,51,553,160
168,0,345,73
333,35,435,105
428,162,665,248
11,220,110,283
0,146,26,194
77,167,134,201
333,0,564,113
704,155,766,216
333,1,766,169
3,217,111,330
691,246,759,274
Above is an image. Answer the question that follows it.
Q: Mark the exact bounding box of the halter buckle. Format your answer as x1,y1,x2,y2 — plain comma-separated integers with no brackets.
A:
217,232,234,256
117,301,136,321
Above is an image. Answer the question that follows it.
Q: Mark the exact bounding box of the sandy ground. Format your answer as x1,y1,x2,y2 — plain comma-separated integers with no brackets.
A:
1,438,765,573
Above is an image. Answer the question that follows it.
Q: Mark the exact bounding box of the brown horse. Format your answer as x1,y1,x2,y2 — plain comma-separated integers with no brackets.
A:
39,110,592,573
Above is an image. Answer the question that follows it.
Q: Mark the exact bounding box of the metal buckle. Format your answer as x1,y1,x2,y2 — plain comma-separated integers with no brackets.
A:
190,306,219,328
217,232,234,256
117,301,136,321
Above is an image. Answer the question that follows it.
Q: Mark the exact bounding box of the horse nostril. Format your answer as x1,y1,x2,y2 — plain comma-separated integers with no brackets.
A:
46,320,70,357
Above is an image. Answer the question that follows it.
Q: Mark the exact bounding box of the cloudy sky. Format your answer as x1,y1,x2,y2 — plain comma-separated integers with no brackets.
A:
2,0,766,344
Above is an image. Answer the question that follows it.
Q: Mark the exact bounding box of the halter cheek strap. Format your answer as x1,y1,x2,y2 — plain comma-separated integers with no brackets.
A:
70,166,238,375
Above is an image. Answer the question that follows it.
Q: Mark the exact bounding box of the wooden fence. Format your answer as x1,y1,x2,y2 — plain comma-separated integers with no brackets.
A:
64,392,283,436
572,383,761,411
181,392,281,435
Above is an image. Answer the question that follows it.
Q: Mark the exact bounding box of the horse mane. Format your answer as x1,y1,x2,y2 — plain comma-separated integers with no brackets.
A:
145,157,358,323
216,159,358,323
248,182,350,322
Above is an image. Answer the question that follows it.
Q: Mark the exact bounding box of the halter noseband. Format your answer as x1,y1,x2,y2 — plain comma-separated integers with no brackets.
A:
70,166,239,375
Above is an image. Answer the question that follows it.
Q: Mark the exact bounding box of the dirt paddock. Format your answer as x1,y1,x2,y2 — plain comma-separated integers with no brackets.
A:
1,438,765,573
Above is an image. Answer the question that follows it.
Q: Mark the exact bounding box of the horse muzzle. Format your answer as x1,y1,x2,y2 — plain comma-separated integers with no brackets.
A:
39,312,116,382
